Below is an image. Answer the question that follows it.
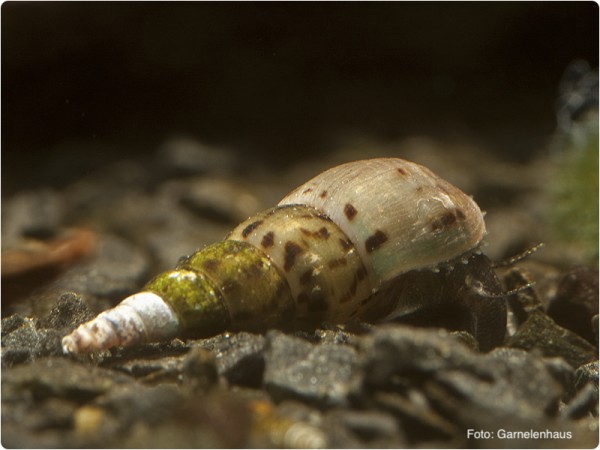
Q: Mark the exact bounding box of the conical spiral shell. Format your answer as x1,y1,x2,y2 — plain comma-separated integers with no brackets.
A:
62,157,490,354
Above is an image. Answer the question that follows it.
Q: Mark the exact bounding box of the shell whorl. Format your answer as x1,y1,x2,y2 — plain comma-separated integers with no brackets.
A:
61,292,180,354
279,158,485,284
228,205,372,323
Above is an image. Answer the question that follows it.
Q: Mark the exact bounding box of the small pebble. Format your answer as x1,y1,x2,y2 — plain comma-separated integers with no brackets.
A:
263,331,358,406
195,332,266,387
547,266,599,343
182,347,219,391
506,311,597,367
74,405,106,437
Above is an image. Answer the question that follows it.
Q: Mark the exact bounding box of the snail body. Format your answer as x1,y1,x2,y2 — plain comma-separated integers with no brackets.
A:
62,158,498,354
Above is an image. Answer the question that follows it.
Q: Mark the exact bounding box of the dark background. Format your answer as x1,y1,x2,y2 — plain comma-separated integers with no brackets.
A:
2,2,598,194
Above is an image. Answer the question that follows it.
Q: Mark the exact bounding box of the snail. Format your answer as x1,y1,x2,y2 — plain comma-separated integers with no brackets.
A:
62,158,507,354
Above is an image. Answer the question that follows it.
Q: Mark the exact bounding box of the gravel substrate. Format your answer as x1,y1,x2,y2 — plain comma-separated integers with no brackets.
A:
2,139,598,448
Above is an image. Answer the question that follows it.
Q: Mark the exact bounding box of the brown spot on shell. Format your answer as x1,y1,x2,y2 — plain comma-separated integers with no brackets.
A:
202,258,220,272
365,230,388,253
242,260,264,278
283,241,303,271
242,220,263,238
261,231,275,248
320,190,328,198
327,258,348,269
300,227,330,240
317,227,330,239
355,264,367,281
456,208,466,220
344,203,357,221
397,167,408,175
441,211,457,226
431,210,461,232
339,238,353,251
299,269,313,285
302,188,313,194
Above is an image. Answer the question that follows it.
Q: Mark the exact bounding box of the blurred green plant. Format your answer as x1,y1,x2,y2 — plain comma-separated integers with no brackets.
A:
547,60,598,264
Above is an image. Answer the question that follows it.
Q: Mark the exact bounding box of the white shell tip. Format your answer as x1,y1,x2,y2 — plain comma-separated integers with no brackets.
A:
61,292,180,354
61,334,81,354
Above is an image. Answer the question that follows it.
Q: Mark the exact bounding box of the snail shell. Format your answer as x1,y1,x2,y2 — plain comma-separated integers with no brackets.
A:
279,158,484,282
62,158,487,354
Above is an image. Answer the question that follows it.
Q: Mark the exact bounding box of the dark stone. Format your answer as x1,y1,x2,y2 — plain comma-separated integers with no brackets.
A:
1,321,65,367
573,361,599,394
571,361,599,417
450,330,480,351
195,332,266,387
109,354,188,383
1,314,27,336
263,331,358,406
20,397,75,431
370,390,457,442
357,325,569,444
542,356,575,392
1,395,79,449
562,383,598,419
2,357,132,402
181,347,219,392
312,327,359,346
547,266,599,344
94,383,184,431
325,408,405,447
479,347,565,417
2,293,97,367
110,338,189,361
105,333,262,388
359,325,481,389
506,311,597,367
423,372,561,445
39,292,97,330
